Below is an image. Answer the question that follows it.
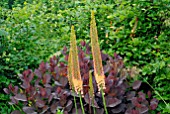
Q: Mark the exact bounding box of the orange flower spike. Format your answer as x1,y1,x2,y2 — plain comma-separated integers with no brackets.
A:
90,10,105,91
70,25,83,94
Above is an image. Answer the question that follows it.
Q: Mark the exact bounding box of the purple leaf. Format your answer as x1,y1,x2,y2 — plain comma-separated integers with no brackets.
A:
111,104,125,113
132,80,142,90
126,91,136,101
40,87,46,97
125,109,140,114
48,94,53,103
85,45,91,54
150,98,158,110
14,86,19,93
36,100,45,108
64,111,69,114
59,94,67,107
103,61,111,73
9,96,18,105
138,106,149,113
23,69,31,77
62,46,67,55
40,106,49,114
34,78,41,87
106,97,122,107
59,76,68,87
55,81,62,86
150,98,159,104
91,99,99,108
150,103,158,110
39,62,46,73
72,108,83,114
44,84,52,88
65,100,73,112
84,93,99,108
96,108,104,114
131,97,140,107
14,94,27,101
45,62,50,70
147,91,152,98
80,40,86,46
50,102,58,113
28,72,34,82
42,74,51,84
34,69,42,78
138,92,146,102
84,93,89,104
21,80,30,89
23,107,35,113
101,52,108,61
3,88,10,94
8,84,14,92
11,110,22,114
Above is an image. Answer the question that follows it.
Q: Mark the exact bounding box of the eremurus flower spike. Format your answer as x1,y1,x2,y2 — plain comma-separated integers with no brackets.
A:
70,25,83,95
90,10,105,91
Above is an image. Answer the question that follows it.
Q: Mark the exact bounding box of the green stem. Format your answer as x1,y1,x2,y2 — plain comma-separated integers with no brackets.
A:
140,76,168,107
72,90,78,114
101,88,108,114
14,104,22,112
12,105,15,111
79,92,85,114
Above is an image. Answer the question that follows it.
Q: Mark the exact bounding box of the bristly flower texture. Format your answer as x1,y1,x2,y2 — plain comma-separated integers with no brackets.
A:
69,25,83,94
90,10,105,91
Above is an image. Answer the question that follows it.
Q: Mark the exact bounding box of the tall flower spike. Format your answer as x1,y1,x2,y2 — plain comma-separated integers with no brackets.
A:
90,10,105,91
70,25,83,94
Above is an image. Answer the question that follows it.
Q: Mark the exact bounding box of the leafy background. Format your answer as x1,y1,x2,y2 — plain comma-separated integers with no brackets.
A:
0,0,170,113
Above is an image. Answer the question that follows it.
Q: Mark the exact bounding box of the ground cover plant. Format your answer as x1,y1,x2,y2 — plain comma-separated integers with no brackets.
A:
4,11,159,114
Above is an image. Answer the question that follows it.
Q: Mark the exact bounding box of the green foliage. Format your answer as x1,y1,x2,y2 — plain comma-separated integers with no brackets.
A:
0,0,169,113
57,110,63,114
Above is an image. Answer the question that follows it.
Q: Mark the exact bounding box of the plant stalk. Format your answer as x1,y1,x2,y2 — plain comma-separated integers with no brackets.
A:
141,77,168,107
72,90,78,114
79,92,85,114
101,87,108,114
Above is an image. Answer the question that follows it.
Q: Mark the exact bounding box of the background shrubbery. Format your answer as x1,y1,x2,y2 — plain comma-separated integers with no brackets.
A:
0,0,170,113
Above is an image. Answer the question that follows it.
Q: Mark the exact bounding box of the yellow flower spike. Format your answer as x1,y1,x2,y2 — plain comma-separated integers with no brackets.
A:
90,10,106,92
70,25,83,95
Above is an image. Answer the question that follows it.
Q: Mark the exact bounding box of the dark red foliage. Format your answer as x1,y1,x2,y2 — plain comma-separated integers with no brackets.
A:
4,41,158,114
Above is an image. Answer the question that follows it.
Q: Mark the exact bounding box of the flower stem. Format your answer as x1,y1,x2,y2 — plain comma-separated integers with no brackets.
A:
101,87,108,114
79,92,85,114
141,77,168,107
72,90,78,114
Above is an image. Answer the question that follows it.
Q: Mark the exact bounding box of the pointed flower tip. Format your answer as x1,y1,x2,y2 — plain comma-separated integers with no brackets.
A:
71,25,74,30
91,10,95,18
